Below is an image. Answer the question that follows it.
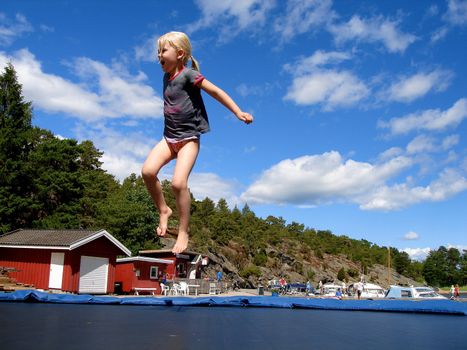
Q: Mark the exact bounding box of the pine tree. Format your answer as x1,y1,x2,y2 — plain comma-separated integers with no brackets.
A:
0,63,34,233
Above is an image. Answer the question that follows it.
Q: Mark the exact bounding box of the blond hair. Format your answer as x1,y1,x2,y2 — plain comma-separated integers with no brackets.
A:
157,31,200,71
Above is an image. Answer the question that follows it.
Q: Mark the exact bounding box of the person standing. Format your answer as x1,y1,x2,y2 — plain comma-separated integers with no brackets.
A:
356,282,363,300
454,284,460,300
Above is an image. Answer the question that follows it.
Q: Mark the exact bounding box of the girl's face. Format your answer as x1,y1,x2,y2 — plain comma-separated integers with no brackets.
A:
158,42,184,75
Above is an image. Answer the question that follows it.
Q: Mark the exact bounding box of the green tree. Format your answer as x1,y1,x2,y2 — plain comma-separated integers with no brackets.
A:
423,246,452,286
392,250,411,275
95,174,159,254
0,64,34,232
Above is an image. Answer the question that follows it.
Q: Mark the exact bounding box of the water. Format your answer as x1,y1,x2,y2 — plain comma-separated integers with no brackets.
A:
1,302,466,349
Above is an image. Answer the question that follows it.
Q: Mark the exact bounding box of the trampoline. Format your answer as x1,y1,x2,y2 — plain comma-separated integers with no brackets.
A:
1,290,466,350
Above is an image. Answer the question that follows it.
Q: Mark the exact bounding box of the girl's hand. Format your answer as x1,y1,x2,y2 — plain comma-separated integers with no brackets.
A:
237,111,253,124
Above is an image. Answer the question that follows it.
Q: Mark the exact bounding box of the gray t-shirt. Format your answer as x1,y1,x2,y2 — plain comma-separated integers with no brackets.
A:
163,67,210,139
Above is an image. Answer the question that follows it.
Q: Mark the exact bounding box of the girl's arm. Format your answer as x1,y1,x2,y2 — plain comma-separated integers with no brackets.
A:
199,79,253,124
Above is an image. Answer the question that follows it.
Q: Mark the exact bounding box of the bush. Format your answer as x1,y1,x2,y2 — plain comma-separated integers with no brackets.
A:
253,252,267,266
306,269,316,281
337,267,346,281
239,264,261,278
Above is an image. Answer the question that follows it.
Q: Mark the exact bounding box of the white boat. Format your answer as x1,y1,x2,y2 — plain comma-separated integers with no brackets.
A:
349,282,386,299
319,283,345,297
385,285,447,299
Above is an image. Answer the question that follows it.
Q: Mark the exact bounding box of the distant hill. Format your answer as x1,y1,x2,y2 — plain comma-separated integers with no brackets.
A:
159,231,419,289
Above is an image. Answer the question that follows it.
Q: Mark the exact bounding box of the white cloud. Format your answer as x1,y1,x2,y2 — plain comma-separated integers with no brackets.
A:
402,247,432,261
71,57,163,119
441,134,460,150
328,15,417,53
74,124,158,182
241,148,467,211
100,152,145,182
0,49,163,122
236,82,276,97
188,0,275,39
403,231,419,240
379,98,467,135
431,0,467,42
134,35,158,62
0,13,33,46
284,51,368,110
241,151,412,206
406,135,436,154
405,134,459,155
284,50,351,75
274,0,335,41
444,0,467,26
378,147,404,161
431,26,449,43
189,172,241,207
404,245,467,261
285,70,368,110
387,69,453,103
360,168,467,211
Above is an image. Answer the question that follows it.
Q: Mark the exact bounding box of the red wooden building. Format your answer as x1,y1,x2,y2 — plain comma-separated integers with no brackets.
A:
0,229,131,294
139,249,203,280
115,256,173,295
114,250,204,295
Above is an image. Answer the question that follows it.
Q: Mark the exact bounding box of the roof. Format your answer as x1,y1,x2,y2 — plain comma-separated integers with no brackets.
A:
139,249,200,257
0,229,131,256
117,256,173,264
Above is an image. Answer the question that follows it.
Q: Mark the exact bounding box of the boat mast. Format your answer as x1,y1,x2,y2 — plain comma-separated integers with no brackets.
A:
387,247,391,287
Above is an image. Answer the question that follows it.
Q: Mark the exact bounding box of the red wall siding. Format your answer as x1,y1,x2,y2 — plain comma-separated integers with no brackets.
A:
115,261,169,294
68,237,124,293
0,236,126,293
115,263,135,293
0,248,60,289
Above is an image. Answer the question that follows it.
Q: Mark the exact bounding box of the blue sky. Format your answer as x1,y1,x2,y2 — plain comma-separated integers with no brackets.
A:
1,0,466,260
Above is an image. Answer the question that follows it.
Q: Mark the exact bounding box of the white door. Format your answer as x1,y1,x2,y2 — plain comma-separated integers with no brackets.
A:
78,256,108,294
49,252,65,289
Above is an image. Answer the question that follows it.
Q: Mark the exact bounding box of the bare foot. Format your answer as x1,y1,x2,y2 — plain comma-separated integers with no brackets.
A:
156,207,172,237
172,231,189,254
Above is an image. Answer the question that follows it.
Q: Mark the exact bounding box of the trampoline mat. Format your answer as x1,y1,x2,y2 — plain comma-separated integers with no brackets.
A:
1,302,467,350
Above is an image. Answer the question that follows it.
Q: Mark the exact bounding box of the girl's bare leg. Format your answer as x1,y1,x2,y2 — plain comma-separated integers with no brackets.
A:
141,139,175,237
171,140,199,254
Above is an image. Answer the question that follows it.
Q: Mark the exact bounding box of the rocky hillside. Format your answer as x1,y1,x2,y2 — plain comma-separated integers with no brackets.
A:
160,235,419,289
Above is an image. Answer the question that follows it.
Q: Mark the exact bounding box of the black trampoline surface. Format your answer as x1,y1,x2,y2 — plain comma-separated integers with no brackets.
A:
1,302,466,350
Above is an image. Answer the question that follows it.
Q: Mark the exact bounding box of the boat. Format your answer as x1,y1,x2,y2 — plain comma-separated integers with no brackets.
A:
349,282,386,299
319,283,345,297
385,285,447,299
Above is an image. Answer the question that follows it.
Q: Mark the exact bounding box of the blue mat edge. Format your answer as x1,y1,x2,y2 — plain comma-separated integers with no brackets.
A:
1,290,466,316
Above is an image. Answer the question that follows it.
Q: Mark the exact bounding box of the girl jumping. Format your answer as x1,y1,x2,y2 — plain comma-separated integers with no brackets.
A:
142,31,253,254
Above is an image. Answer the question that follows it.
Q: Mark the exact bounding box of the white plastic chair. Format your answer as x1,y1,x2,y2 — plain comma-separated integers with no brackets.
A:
179,281,188,296
160,283,170,296
170,283,180,296
209,282,220,295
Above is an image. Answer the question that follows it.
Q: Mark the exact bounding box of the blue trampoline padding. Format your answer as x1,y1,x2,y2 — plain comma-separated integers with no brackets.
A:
1,290,466,316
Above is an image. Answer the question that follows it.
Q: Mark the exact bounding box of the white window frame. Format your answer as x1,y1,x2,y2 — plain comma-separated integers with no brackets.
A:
150,266,159,280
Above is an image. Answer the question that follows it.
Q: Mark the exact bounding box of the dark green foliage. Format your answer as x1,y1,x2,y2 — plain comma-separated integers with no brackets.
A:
253,250,268,266
94,174,160,254
239,264,261,278
0,65,117,232
0,64,34,232
337,267,346,281
423,246,466,287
